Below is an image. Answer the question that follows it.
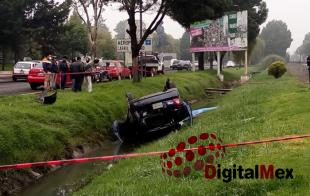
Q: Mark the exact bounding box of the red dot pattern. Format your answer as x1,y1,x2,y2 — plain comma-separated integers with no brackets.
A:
160,132,225,178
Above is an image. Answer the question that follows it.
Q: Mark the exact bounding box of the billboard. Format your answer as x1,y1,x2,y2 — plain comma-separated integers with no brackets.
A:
190,11,248,52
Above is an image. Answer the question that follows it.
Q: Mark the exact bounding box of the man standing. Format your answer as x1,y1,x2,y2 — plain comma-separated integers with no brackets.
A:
50,58,58,89
59,57,68,90
70,57,84,92
70,58,78,92
84,57,93,93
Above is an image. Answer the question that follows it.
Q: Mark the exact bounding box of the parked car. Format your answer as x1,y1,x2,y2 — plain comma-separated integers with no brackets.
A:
101,60,131,80
139,55,163,76
12,61,38,81
171,60,192,71
112,87,192,141
27,61,72,90
226,61,236,68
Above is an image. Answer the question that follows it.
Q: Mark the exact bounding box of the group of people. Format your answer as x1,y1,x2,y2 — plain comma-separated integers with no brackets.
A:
43,55,99,93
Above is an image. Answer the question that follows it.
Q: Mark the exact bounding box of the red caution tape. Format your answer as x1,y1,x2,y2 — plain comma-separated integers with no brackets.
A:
0,134,309,171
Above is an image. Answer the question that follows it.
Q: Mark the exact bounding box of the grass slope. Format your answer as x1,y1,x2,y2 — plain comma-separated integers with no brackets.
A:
75,72,310,196
0,70,232,166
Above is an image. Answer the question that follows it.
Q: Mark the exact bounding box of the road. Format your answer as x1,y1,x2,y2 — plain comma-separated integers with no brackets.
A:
0,76,37,96
287,63,309,84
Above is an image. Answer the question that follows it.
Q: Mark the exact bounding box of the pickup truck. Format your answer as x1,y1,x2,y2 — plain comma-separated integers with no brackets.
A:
139,55,164,76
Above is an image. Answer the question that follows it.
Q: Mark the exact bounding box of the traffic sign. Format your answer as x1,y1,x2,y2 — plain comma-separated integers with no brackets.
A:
117,39,152,52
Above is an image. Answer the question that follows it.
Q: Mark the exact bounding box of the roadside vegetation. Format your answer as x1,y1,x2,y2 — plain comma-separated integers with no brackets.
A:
0,71,240,166
75,71,310,195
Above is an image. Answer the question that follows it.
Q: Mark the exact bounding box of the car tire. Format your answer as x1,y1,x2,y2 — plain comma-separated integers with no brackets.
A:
30,83,38,90
12,76,17,82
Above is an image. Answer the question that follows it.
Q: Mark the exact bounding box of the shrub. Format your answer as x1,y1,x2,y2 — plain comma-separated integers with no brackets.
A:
268,61,287,78
259,54,286,71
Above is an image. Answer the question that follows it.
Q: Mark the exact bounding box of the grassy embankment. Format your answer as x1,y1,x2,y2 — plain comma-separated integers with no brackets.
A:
0,70,239,166
75,71,310,195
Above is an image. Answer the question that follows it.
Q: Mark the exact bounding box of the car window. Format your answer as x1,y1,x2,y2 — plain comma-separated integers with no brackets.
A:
163,56,173,61
173,60,180,64
15,63,31,69
35,62,43,68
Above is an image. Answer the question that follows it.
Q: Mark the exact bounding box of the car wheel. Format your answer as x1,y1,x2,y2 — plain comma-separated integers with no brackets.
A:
30,83,38,90
12,76,17,82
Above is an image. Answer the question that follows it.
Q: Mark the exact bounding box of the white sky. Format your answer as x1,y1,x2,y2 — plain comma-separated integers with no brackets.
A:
58,0,310,53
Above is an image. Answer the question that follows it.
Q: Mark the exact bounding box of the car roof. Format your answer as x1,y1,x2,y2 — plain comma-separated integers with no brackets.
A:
16,61,38,64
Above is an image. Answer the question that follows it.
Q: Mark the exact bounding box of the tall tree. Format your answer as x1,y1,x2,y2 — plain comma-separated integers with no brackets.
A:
115,0,169,82
58,12,89,58
114,20,127,39
180,31,191,60
155,22,167,52
26,0,72,56
96,20,117,59
296,32,310,56
260,20,293,58
73,0,108,58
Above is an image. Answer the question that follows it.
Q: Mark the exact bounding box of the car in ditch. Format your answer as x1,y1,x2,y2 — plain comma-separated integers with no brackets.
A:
112,87,192,142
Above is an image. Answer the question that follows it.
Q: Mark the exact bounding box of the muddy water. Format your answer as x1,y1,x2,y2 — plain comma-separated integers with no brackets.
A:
16,141,135,196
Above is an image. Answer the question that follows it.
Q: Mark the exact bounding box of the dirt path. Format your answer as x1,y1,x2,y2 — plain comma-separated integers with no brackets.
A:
287,63,309,84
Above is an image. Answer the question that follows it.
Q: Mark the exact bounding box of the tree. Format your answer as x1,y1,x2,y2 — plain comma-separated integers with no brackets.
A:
96,20,117,59
180,31,191,60
73,0,108,58
296,32,310,56
115,0,169,82
58,12,89,58
155,22,167,52
249,37,265,64
26,0,72,56
260,20,293,58
114,20,127,39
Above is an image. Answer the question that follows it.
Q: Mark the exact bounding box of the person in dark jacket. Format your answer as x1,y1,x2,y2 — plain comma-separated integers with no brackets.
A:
70,57,84,92
307,55,310,68
50,58,58,89
59,57,68,89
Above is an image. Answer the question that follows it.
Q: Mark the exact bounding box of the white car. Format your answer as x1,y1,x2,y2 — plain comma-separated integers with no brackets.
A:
12,61,38,81
226,61,236,68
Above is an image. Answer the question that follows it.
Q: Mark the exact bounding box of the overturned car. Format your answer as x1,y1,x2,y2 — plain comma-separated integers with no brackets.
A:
112,87,193,142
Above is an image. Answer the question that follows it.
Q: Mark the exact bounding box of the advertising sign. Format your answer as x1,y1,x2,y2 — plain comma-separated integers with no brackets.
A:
190,11,248,52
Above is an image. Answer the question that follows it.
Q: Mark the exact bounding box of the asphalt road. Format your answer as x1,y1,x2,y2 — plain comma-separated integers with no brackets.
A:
0,77,38,96
287,63,309,83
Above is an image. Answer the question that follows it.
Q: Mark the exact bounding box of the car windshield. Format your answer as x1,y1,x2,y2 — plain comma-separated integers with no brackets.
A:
15,63,31,69
141,56,158,63
163,56,173,61
173,60,180,64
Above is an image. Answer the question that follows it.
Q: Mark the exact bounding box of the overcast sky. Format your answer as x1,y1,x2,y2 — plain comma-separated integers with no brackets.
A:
61,0,310,53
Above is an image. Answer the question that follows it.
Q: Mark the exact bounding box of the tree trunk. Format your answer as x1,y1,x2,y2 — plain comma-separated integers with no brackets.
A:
198,52,204,70
220,52,226,72
210,52,214,70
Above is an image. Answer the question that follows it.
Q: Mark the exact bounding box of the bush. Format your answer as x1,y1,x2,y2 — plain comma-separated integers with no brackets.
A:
259,54,286,70
268,61,287,78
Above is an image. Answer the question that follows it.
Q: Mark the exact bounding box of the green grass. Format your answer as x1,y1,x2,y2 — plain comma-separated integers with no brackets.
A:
75,72,310,196
0,70,240,166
